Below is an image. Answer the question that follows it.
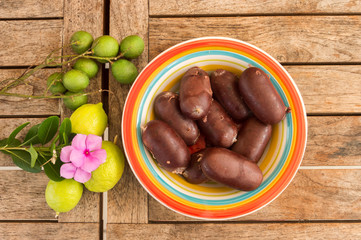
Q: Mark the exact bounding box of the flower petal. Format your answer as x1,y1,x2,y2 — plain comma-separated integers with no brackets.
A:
60,163,76,179
74,168,91,183
81,152,106,172
70,149,85,167
60,146,73,163
71,134,87,150
90,149,107,164
86,134,103,151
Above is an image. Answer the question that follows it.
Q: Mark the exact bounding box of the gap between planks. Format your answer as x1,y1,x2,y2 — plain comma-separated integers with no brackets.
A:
150,13,361,18
0,17,63,21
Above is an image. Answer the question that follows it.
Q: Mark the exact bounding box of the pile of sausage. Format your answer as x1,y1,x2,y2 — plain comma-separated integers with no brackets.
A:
142,66,289,191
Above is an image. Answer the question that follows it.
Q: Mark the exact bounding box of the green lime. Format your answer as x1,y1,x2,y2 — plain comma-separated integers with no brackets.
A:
47,72,66,94
120,35,144,59
111,59,138,84
70,102,108,136
63,69,90,92
73,58,99,79
70,31,94,54
85,141,125,192
92,35,119,63
63,91,88,111
45,179,83,214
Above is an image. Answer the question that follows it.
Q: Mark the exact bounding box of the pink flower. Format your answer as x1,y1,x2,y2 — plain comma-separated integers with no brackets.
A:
60,134,107,183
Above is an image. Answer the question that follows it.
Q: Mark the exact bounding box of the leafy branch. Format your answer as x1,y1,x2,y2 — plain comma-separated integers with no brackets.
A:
0,117,74,181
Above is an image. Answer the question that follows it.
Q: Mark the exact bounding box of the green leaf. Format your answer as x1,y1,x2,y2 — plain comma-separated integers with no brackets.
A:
58,118,71,145
28,144,38,168
38,116,59,145
0,139,21,155
9,150,41,173
7,122,30,145
23,124,41,146
0,138,7,147
38,155,64,182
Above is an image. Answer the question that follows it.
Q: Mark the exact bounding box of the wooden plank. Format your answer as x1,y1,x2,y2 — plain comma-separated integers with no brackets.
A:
0,69,60,116
0,118,46,166
107,0,148,224
107,222,361,240
149,169,361,221
304,116,361,166
0,0,63,19
0,20,63,66
149,16,361,63
58,0,104,223
285,65,361,114
62,0,103,107
150,0,361,16
0,223,99,240
0,170,56,220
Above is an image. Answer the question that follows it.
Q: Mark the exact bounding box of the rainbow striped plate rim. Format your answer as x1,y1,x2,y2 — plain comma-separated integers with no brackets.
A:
122,37,307,220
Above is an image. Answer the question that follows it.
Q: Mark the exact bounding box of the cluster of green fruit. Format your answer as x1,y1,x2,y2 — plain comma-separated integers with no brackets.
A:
46,30,144,111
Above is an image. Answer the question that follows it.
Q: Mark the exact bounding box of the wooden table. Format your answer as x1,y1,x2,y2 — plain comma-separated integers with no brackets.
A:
1,0,360,239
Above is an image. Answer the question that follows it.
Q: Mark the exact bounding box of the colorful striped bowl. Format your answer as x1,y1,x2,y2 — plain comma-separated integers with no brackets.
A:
122,37,307,220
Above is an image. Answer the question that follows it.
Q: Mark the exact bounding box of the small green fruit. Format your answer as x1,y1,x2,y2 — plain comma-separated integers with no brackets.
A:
73,58,99,78
111,59,138,84
92,35,119,63
45,179,83,213
63,91,88,111
63,69,90,92
47,72,66,94
70,31,94,54
120,35,144,59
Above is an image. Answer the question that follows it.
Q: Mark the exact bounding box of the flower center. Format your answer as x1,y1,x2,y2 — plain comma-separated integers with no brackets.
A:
84,149,90,156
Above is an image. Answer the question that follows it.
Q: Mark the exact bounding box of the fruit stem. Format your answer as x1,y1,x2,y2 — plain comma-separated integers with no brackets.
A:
113,135,118,145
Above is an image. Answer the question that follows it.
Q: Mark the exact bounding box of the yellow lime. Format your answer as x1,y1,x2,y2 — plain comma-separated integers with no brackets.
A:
70,102,108,136
84,141,125,192
45,179,83,213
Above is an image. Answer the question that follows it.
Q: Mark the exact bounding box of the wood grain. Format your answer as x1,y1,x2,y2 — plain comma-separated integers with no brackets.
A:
149,169,361,221
0,118,46,166
107,0,148,224
0,69,60,116
0,170,56,220
108,222,361,240
0,20,63,66
0,223,99,240
58,0,104,223
150,0,361,16
149,16,361,63
0,0,63,18
285,65,361,114
304,116,361,166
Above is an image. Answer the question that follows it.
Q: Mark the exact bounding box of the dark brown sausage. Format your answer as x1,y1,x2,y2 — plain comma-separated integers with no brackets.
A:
154,91,200,145
179,66,213,120
197,100,238,148
141,120,190,174
200,148,263,191
210,69,251,121
231,117,272,163
239,67,288,124
182,150,208,184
